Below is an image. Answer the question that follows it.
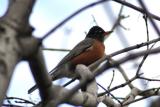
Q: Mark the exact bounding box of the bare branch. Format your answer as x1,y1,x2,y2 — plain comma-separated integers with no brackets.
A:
139,77,160,82
98,82,122,105
136,43,156,76
143,14,149,49
122,87,160,106
122,88,141,106
28,49,53,102
4,96,35,106
138,0,160,36
0,0,36,105
113,0,160,21
42,48,70,52
90,38,160,73
36,65,99,107
95,46,160,78
109,58,134,89
108,70,115,90
37,85,99,107
98,73,142,96
98,95,119,107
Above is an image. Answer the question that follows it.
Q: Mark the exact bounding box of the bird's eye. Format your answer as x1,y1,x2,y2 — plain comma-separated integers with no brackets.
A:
94,30,98,33
99,30,102,33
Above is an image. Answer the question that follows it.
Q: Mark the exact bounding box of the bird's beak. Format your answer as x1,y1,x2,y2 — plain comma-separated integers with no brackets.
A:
104,31,113,36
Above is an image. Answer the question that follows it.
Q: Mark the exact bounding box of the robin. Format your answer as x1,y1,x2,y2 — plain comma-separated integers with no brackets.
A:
28,26,113,93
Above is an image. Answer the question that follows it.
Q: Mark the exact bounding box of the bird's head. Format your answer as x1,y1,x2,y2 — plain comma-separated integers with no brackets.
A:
86,26,113,42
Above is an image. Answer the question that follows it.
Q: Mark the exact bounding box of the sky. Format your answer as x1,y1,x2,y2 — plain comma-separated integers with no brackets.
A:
1,0,160,107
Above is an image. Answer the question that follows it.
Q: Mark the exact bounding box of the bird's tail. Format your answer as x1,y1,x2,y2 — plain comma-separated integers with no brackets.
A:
28,67,57,94
28,64,74,94
28,85,37,94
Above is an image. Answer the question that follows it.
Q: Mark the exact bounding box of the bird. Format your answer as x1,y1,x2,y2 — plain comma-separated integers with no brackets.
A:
28,26,113,93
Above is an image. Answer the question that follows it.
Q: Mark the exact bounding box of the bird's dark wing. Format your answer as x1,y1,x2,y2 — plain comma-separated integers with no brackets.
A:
49,38,94,74
58,38,94,65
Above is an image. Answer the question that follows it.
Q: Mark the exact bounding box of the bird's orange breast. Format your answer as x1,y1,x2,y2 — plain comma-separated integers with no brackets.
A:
71,40,105,66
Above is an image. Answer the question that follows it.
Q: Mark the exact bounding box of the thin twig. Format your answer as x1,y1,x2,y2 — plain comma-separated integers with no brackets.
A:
110,38,160,57
98,73,142,96
135,14,150,77
4,97,35,105
5,95,12,106
143,14,149,49
98,83,122,104
136,54,148,76
122,95,149,106
108,70,115,90
91,15,98,25
136,43,156,76
109,58,134,89
138,0,160,36
113,0,160,21
139,77,160,82
42,48,70,52
2,104,24,107
111,1,125,31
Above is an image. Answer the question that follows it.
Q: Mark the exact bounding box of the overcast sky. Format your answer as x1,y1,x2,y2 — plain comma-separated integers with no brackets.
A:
1,0,160,107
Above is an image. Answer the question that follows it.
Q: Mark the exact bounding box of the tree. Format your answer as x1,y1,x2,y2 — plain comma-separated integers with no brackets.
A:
1,0,160,107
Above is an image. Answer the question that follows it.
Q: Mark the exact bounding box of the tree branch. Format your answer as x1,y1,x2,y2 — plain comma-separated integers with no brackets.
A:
113,0,160,21
138,0,160,36
41,0,160,41
0,0,36,106
28,48,54,102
